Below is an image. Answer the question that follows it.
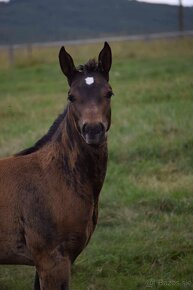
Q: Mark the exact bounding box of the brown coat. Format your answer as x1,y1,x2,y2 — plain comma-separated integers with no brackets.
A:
0,42,112,290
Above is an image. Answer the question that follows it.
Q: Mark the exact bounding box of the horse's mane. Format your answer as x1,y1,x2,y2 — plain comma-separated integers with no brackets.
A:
15,107,68,156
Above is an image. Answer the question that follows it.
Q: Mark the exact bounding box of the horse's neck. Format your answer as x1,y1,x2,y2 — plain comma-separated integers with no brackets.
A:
39,108,108,198
60,110,108,197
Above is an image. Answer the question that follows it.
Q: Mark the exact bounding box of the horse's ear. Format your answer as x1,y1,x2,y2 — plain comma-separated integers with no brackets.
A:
98,42,112,81
59,46,76,85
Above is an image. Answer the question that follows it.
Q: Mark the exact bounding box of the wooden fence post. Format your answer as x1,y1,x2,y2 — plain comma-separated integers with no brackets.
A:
27,43,32,60
8,45,14,67
179,0,184,34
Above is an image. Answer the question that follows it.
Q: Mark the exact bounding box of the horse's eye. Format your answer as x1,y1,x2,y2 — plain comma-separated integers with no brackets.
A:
106,91,113,99
68,94,76,102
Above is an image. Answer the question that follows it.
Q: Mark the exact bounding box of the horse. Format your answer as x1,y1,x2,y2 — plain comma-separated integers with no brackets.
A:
0,42,113,290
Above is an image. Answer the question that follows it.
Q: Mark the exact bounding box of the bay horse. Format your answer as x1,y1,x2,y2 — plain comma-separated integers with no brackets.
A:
0,42,112,290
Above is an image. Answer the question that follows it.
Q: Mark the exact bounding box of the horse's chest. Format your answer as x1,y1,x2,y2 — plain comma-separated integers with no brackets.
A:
54,197,97,260
63,195,96,238
55,187,94,226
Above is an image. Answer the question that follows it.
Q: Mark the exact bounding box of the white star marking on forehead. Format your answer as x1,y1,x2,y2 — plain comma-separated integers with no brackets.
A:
85,77,94,85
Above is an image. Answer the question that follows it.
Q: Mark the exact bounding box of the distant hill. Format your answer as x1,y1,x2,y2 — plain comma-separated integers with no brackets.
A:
0,0,193,45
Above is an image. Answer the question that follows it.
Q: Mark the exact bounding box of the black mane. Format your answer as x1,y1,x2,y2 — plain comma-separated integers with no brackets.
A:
15,107,68,156
78,59,99,74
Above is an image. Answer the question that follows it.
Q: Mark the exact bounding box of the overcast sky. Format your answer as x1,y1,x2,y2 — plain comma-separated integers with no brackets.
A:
137,0,193,6
0,0,193,6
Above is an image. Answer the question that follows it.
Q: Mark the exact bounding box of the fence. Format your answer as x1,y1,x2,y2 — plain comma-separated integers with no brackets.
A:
0,30,193,68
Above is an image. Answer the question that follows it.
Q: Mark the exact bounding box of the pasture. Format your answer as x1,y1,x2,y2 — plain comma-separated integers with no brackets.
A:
0,38,193,290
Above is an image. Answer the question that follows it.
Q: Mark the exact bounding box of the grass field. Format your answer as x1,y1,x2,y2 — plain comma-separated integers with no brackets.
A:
0,38,193,290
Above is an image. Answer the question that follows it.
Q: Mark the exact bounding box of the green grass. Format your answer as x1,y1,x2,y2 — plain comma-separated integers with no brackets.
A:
0,38,193,290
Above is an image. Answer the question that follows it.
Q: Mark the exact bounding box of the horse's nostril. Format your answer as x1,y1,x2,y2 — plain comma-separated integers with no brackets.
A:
82,123,105,136
82,123,87,134
99,122,105,133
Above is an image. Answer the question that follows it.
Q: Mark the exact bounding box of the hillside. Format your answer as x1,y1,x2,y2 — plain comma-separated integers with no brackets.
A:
0,0,193,44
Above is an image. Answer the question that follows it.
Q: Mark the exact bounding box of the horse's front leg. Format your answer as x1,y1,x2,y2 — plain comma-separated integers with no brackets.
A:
36,255,71,290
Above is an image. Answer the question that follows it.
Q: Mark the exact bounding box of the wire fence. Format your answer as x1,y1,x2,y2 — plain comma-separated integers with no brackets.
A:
0,30,193,67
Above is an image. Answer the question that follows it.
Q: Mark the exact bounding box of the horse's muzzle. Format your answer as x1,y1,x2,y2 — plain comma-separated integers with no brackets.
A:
81,122,106,145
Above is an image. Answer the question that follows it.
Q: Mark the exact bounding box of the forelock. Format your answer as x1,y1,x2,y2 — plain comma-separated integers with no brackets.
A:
77,59,99,74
